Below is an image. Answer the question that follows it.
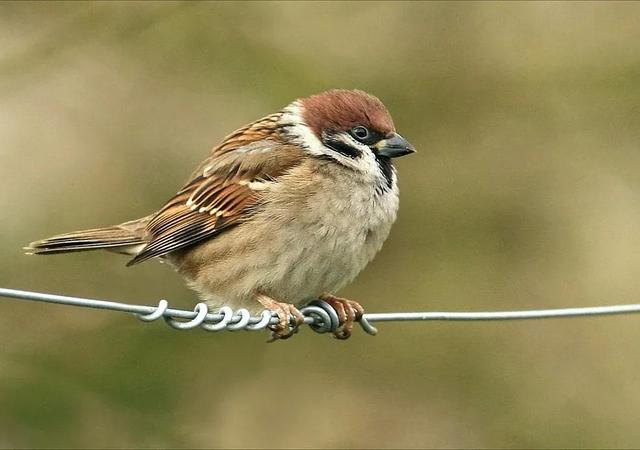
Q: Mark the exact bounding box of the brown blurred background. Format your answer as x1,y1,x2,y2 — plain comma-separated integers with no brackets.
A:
1,1,640,448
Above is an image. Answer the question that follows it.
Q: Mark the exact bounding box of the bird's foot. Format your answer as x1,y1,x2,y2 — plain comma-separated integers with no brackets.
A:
257,294,304,341
320,294,364,340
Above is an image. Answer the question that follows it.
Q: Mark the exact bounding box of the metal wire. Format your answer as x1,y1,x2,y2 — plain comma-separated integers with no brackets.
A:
2,287,640,336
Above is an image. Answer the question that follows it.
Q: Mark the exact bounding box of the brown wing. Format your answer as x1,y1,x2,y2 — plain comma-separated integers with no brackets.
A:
127,114,303,266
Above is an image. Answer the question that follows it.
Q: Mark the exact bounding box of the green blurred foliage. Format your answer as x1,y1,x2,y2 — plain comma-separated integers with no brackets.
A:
1,1,640,448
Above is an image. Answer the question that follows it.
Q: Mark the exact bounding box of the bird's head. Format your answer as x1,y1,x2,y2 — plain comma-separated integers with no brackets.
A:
281,89,415,188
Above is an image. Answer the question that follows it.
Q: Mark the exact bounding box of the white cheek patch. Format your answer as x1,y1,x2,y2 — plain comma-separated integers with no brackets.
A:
280,102,327,157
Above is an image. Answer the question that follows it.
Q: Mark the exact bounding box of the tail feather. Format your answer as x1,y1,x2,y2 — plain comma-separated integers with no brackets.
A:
26,221,148,256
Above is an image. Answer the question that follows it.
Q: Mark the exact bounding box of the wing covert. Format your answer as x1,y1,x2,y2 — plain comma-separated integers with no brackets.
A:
127,129,303,266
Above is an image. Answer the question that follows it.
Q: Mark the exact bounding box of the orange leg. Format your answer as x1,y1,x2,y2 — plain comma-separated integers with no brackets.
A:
320,294,365,340
257,294,304,341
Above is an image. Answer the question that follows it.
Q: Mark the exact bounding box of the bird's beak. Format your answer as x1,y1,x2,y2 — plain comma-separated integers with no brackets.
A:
374,133,416,158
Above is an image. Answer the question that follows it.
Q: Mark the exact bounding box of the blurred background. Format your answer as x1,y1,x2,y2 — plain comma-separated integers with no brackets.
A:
1,1,640,448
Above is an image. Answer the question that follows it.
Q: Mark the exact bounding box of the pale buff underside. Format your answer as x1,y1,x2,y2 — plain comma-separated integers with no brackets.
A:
167,158,399,313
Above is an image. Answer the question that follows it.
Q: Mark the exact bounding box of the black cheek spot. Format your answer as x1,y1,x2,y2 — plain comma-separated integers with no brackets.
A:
322,134,361,159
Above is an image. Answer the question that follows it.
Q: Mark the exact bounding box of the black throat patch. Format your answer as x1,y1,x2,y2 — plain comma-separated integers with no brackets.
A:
375,155,395,192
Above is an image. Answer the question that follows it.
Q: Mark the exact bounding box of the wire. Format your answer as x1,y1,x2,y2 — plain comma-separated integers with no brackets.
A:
1,287,640,336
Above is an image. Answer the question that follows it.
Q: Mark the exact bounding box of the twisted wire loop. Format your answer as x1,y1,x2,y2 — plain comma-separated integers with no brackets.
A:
164,303,208,330
138,299,169,321
201,306,233,331
298,300,378,335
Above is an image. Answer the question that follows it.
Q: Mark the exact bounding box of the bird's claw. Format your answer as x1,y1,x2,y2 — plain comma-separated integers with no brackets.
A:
257,294,304,341
320,294,365,340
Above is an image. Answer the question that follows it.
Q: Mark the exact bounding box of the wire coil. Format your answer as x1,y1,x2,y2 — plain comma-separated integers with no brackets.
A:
134,297,378,335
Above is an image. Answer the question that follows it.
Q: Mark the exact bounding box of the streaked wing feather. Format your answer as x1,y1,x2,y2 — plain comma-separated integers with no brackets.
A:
127,118,303,266
127,178,256,266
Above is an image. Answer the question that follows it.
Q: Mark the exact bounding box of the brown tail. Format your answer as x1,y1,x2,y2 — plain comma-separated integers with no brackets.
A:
26,218,149,256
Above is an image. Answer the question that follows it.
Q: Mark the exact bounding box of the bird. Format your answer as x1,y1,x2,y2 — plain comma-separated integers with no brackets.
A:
26,89,415,339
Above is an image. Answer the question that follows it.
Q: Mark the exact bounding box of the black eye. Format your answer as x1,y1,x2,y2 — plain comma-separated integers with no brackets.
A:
351,126,370,141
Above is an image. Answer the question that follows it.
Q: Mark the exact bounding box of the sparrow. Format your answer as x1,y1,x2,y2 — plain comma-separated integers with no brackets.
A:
26,89,415,339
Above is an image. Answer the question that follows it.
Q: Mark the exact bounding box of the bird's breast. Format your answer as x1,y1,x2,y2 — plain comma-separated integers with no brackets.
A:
255,162,400,301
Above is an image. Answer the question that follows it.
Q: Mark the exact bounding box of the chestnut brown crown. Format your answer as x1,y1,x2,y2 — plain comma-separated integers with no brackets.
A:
301,89,396,138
